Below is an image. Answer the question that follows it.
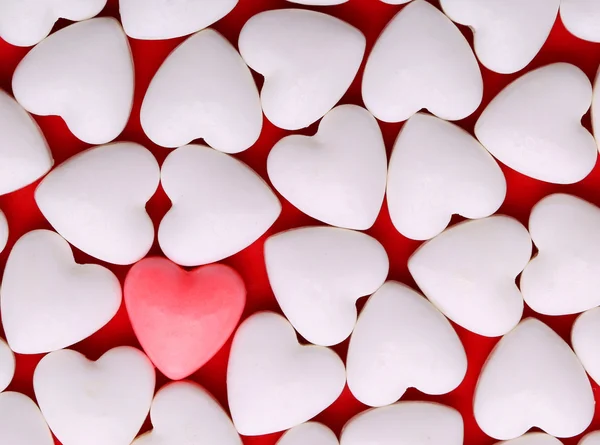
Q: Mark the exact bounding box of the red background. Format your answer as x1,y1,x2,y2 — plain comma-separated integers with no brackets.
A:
1,1,600,444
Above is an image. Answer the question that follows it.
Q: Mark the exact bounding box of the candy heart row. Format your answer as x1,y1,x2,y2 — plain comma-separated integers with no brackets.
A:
6,3,599,152
1,311,596,441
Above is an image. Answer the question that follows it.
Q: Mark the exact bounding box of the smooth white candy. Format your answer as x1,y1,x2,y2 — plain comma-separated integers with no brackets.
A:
0,230,121,354
560,0,600,43
474,318,594,440
34,347,155,445
120,0,238,40
239,9,365,130
476,63,597,184
0,338,15,393
0,392,53,445
579,431,600,445
340,402,463,445
387,112,506,241
227,311,346,436
35,142,160,265
0,0,107,47
132,381,241,445
268,105,387,230
141,29,262,153
408,216,531,337
439,0,559,74
347,281,466,407
592,67,600,142
498,433,563,445
12,18,133,145
521,194,600,315
159,144,280,266
277,423,338,445
0,90,53,196
362,0,482,123
572,307,600,386
264,226,389,346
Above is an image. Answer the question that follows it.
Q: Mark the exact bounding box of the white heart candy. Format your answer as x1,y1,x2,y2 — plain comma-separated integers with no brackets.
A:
475,63,597,184
347,281,466,407
34,346,155,445
35,142,160,265
340,401,463,445
0,0,107,47
238,9,365,130
0,90,53,196
0,392,53,445
560,0,600,43
132,381,241,445
474,318,594,440
227,311,346,436
159,144,280,266
387,112,506,241
264,226,389,346
0,338,15,393
498,433,563,445
439,0,559,74
12,18,134,145
520,194,600,315
0,229,121,354
572,307,600,386
579,431,600,445
408,216,532,337
277,422,338,445
120,0,238,40
141,29,262,153
267,104,387,230
362,0,482,123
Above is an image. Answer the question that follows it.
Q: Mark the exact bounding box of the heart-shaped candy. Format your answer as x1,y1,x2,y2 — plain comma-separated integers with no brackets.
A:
520,194,600,315
560,0,600,43
0,0,107,46
499,433,563,445
132,381,241,445
409,216,531,337
125,257,246,380
475,63,597,184
1,230,121,354
34,346,155,445
227,311,346,436
0,338,14,393
141,29,262,153
35,142,160,265
278,422,338,445
12,18,133,145
120,0,238,40
346,281,466,407
268,105,387,230
572,307,600,386
264,226,389,346
340,401,463,445
238,9,365,130
580,431,600,445
159,144,280,266
474,318,594,440
593,68,600,140
0,392,53,445
439,0,559,74
380,0,412,3
0,90,53,196
362,0,482,123
387,112,506,241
